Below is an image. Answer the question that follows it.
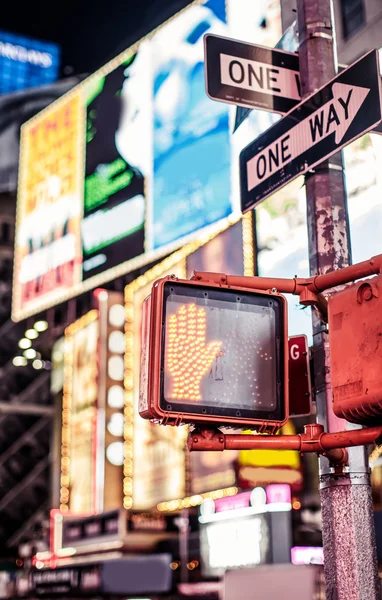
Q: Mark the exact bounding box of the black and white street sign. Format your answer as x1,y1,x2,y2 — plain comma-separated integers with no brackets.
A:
204,34,301,114
240,50,382,213
233,21,299,132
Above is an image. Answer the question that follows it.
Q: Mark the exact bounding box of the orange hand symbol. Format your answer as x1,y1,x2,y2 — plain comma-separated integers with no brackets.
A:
166,303,222,401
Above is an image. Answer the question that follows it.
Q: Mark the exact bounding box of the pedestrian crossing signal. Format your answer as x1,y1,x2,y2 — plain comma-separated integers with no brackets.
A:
139,276,289,432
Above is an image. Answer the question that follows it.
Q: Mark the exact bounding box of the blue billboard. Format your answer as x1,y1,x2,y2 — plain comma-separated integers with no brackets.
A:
0,30,60,94
150,0,231,249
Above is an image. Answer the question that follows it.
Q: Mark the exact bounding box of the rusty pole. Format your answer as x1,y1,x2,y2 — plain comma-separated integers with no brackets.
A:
296,0,379,598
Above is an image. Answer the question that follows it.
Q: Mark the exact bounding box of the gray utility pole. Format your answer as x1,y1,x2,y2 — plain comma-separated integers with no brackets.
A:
296,1,380,599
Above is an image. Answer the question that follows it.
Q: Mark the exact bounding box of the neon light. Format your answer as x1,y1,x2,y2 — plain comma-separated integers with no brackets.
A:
61,310,99,513
266,483,291,505
157,486,238,512
214,491,252,513
291,546,324,565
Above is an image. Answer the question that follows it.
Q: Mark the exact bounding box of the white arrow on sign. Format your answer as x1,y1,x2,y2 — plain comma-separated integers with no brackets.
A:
247,82,370,192
220,53,301,101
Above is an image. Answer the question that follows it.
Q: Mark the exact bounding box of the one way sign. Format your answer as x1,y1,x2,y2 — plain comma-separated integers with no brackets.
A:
204,33,300,114
240,49,382,213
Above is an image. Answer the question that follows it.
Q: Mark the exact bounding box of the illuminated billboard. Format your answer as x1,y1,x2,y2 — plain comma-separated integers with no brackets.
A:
64,311,99,514
199,486,292,578
237,421,302,491
185,220,248,494
13,0,272,321
13,0,238,321
0,30,60,94
14,91,84,319
60,290,125,514
59,216,252,513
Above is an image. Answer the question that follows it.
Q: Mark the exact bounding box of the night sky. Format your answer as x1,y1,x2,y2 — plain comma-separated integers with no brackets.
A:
1,0,193,75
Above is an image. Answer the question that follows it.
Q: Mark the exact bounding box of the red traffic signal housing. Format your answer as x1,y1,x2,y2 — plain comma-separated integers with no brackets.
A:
139,255,382,464
139,276,289,432
329,274,382,425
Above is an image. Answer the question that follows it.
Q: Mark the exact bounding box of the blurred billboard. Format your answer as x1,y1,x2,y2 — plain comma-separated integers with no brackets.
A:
0,76,83,195
13,0,239,321
60,290,125,514
237,420,302,492
63,310,99,514
0,30,60,94
14,91,84,319
13,0,276,322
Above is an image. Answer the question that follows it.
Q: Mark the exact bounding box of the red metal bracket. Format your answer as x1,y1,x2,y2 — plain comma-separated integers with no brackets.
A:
188,254,382,461
187,424,382,466
191,253,382,311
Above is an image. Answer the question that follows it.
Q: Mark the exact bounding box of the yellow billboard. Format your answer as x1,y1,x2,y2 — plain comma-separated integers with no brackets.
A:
60,290,125,513
14,91,84,319
61,310,99,514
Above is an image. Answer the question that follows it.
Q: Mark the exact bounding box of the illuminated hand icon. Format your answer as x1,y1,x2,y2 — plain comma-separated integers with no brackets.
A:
166,303,222,401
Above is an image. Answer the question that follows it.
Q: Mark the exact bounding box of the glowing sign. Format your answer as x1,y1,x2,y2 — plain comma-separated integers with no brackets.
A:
206,517,265,570
199,486,291,523
14,90,83,319
62,311,99,514
60,290,125,514
291,546,324,565
0,30,60,94
266,484,291,505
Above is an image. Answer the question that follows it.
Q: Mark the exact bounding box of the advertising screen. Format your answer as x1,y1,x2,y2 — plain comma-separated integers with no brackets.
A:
81,57,149,279
237,420,302,491
149,3,231,249
13,0,242,322
0,30,60,94
199,486,292,577
14,90,84,319
186,220,246,494
124,219,249,508
201,514,270,575
13,0,273,322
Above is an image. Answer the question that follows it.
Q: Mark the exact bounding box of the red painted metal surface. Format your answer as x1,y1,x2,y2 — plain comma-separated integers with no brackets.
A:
192,254,382,306
141,254,382,433
329,274,382,424
188,424,382,465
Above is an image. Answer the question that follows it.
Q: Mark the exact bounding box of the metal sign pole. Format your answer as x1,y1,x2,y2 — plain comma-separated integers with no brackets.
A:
296,0,379,598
